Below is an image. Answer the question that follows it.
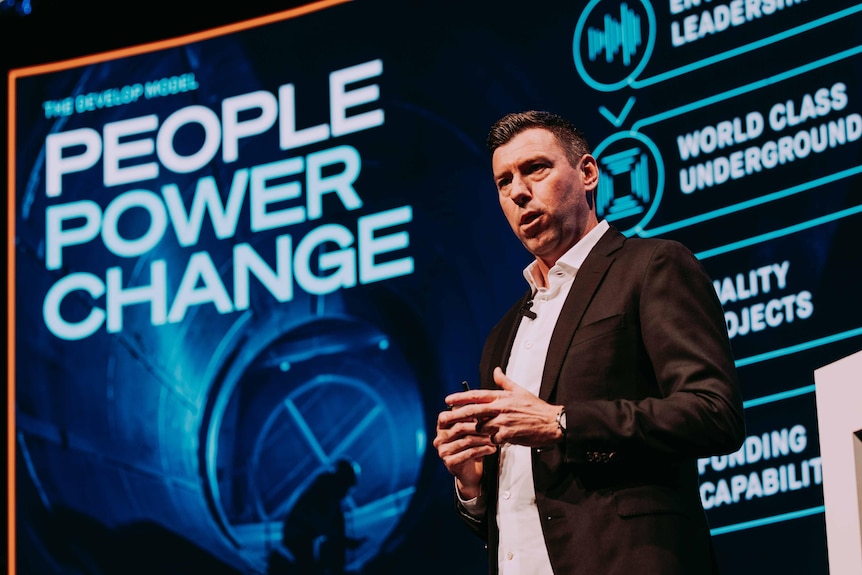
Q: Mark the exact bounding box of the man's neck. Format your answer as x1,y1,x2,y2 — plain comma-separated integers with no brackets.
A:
531,259,553,289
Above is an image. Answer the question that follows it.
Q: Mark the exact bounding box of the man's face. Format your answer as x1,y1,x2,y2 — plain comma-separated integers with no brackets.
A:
491,128,598,268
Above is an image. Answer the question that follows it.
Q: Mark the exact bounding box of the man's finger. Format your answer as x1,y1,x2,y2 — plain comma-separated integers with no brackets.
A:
493,366,524,392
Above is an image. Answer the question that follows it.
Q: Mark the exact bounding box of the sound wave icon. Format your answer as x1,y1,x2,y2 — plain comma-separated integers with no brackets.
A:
587,2,642,65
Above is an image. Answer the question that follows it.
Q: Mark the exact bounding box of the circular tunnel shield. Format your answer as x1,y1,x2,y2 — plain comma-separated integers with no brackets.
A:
210,315,426,571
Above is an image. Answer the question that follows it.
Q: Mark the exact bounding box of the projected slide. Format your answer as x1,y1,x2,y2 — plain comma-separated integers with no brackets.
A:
571,2,862,572
8,1,862,574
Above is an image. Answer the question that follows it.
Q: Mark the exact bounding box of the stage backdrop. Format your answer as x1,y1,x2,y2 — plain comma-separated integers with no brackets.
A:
8,1,862,573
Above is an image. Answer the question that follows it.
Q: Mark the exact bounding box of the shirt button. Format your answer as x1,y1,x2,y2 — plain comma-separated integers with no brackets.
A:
503,490,511,499
525,341,533,349
506,552,514,560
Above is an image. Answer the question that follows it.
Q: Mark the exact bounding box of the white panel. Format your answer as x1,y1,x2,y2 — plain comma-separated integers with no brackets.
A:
814,349,862,575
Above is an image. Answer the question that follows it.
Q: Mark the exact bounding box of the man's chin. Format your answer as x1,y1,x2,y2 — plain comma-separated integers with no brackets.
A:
521,237,550,257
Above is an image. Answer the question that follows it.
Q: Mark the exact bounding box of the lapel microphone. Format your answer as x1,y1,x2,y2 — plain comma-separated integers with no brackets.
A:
519,299,537,320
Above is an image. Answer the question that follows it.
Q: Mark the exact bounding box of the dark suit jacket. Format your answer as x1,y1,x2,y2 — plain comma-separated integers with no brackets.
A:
460,226,745,575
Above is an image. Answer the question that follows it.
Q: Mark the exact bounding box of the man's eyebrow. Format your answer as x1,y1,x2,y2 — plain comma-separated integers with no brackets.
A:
522,150,552,162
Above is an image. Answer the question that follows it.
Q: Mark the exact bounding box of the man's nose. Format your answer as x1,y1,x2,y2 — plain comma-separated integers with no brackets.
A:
510,176,531,206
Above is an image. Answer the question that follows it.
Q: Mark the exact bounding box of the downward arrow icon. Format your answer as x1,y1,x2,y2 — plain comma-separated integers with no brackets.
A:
599,97,636,127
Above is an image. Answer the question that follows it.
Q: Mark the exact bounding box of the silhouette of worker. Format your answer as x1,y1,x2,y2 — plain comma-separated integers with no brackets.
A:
269,459,363,575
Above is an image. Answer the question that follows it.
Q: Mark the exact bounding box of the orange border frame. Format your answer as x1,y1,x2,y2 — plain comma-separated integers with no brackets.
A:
5,1,351,572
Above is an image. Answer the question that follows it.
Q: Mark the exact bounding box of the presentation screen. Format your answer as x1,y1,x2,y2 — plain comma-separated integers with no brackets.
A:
8,1,862,573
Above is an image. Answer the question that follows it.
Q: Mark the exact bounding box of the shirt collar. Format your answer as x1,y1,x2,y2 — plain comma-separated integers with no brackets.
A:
522,219,610,292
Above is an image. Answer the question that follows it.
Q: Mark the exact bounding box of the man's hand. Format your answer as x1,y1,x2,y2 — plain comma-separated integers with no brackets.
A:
433,398,495,499
446,367,563,448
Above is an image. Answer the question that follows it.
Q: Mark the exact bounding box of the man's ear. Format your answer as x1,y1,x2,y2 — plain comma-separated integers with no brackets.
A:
581,154,599,189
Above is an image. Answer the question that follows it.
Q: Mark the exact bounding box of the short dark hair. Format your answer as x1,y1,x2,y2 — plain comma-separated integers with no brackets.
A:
487,111,591,167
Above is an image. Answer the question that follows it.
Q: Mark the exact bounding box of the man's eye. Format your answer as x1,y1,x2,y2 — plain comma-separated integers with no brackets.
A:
529,163,548,174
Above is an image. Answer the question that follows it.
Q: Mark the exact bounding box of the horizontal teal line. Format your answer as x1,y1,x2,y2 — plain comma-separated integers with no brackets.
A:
633,6,862,90
634,41,862,127
711,505,825,536
735,326,862,368
743,385,815,409
641,165,862,239
695,203,862,260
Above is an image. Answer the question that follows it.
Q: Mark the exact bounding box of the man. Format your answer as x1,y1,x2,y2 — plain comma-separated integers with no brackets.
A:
270,459,363,575
433,111,745,574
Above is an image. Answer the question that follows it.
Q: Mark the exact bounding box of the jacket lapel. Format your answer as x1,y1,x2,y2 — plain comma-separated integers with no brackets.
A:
538,227,624,401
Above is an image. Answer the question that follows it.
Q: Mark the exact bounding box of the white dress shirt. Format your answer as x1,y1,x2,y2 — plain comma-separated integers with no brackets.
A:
460,220,610,574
